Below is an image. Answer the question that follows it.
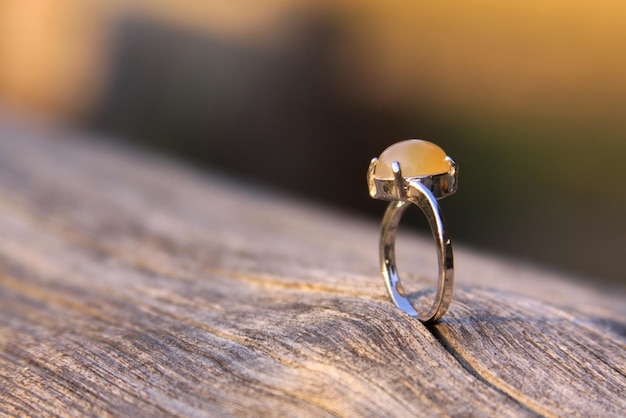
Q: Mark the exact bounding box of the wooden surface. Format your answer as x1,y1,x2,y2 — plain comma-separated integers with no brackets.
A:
0,121,624,417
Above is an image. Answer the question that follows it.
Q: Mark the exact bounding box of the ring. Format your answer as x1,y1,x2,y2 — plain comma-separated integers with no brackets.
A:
367,139,458,322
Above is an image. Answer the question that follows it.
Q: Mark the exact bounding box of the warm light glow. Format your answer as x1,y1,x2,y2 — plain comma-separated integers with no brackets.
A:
1,0,626,123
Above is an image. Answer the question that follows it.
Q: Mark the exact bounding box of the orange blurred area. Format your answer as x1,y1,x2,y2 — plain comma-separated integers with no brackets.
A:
2,0,626,126
0,0,624,285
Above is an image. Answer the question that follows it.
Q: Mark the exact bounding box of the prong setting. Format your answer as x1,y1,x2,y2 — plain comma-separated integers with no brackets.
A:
367,156,458,202
391,161,407,200
367,158,378,198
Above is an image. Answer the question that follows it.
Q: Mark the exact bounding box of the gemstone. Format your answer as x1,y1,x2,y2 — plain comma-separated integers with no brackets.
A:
374,139,450,179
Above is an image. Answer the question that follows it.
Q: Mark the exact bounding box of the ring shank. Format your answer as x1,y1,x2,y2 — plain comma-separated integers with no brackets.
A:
379,180,454,322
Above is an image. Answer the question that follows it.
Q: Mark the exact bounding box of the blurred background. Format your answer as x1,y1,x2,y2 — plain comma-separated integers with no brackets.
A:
0,0,624,287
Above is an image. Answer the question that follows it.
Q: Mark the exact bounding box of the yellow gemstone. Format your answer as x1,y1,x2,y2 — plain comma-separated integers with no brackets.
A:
374,139,450,179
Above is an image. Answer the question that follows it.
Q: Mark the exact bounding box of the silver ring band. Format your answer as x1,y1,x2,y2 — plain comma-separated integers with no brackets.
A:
380,180,454,322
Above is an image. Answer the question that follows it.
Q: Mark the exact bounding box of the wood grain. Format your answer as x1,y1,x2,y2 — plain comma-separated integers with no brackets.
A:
0,120,624,417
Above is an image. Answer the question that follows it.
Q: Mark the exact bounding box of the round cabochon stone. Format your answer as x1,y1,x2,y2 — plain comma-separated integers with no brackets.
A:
374,139,450,179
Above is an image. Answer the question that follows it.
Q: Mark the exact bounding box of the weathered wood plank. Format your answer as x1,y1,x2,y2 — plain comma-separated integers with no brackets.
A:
433,289,626,416
0,120,624,416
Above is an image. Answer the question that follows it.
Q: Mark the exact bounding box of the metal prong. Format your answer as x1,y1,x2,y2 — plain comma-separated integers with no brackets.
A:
445,156,457,176
391,160,406,199
367,158,378,197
